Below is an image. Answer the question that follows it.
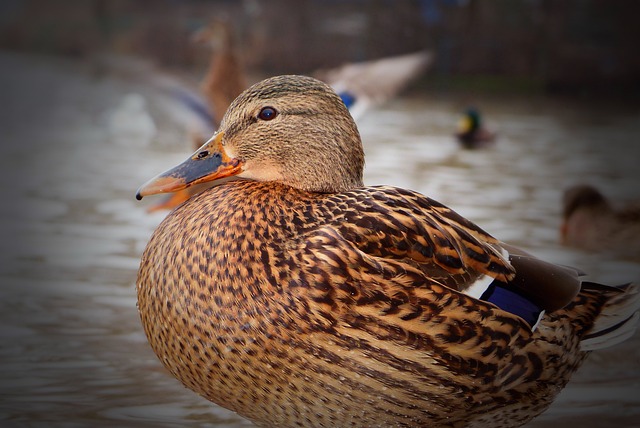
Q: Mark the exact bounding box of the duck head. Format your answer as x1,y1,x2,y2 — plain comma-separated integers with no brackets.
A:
136,75,365,200
458,107,481,134
560,184,614,244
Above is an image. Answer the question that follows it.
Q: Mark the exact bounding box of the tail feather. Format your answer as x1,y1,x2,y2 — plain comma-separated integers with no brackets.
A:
581,283,640,351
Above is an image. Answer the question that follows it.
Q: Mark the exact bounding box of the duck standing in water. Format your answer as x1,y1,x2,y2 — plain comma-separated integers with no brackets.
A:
456,107,495,149
136,75,639,428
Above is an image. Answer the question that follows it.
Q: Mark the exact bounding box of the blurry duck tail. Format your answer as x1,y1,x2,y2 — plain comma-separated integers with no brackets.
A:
580,282,640,351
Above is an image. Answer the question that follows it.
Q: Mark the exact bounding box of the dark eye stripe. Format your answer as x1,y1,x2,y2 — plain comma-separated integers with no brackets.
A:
258,107,278,121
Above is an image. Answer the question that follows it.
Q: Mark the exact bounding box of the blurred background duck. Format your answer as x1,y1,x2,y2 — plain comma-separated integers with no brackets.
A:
314,50,433,120
456,106,496,149
191,18,248,128
136,75,639,428
561,184,640,260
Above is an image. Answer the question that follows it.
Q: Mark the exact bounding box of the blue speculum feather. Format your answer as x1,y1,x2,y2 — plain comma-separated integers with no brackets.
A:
339,91,357,109
482,282,543,328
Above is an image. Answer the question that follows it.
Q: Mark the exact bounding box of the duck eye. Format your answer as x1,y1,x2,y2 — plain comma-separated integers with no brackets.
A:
257,107,277,121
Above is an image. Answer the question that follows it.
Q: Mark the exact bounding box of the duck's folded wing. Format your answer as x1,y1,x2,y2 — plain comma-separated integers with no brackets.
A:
292,223,536,351
289,225,545,397
334,186,514,292
324,186,581,324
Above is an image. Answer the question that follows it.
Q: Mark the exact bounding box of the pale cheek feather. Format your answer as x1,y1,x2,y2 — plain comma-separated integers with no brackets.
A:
224,144,282,182
239,159,285,182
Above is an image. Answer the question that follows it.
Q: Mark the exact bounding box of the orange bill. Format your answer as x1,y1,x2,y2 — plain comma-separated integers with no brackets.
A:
136,132,242,200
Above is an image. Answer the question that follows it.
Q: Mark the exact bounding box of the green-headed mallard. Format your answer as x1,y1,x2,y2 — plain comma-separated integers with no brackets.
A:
136,75,639,428
561,184,640,260
456,107,495,149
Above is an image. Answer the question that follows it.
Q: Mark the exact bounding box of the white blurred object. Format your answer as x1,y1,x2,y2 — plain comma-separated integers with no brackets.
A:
315,51,434,120
107,93,157,146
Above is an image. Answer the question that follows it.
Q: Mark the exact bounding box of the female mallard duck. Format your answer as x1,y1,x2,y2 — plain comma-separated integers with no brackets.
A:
456,107,495,149
561,184,640,260
136,75,639,428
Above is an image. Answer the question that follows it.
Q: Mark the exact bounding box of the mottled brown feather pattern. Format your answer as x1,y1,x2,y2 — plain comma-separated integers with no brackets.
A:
138,181,594,428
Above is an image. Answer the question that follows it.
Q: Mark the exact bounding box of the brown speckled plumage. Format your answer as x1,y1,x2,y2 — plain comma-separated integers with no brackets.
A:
136,75,638,428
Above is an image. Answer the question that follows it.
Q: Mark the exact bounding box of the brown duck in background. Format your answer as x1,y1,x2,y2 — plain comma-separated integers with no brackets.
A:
136,75,639,427
561,184,640,260
192,18,248,127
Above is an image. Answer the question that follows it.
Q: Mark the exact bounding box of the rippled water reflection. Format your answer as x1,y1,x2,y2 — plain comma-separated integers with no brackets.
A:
1,53,638,427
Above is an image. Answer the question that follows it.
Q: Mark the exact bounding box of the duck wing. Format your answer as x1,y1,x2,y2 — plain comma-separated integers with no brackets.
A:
296,186,581,328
